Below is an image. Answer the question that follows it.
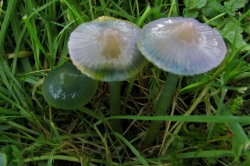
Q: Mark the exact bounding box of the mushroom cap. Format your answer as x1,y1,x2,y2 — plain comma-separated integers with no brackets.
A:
68,16,147,82
42,63,98,109
137,17,227,76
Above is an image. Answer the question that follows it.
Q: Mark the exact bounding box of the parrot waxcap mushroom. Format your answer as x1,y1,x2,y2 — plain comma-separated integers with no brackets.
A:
68,16,147,82
137,17,227,76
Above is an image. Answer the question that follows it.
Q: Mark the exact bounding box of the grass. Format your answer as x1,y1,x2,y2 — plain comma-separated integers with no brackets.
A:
0,0,250,165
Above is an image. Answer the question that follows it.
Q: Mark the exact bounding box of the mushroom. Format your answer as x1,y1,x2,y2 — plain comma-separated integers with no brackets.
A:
42,63,98,109
68,16,147,133
137,17,227,149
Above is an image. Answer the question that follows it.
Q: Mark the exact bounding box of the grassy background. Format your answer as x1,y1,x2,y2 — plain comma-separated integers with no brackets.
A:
0,0,250,165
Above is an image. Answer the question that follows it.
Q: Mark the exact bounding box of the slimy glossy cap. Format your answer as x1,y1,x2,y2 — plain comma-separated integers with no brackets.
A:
42,63,98,109
68,16,147,82
137,17,227,75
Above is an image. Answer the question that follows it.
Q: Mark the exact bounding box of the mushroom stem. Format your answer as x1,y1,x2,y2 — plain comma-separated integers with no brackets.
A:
141,73,179,150
108,81,123,134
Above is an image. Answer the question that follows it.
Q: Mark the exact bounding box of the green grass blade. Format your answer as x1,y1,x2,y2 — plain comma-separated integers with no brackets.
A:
112,132,149,166
23,15,51,68
96,115,250,124
0,0,20,58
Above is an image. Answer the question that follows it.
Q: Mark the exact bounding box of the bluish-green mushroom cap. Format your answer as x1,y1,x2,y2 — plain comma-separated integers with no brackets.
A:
42,63,98,109
68,16,147,82
137,17,227,75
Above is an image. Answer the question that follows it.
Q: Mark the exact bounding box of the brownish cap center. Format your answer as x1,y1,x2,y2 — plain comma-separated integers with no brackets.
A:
97,27,126,60
174,22,200,44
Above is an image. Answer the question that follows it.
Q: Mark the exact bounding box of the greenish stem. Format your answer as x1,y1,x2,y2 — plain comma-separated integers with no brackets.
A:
108,81,123,134
141,73,179,150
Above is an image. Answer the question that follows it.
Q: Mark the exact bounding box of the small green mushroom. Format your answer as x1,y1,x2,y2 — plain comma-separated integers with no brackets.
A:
42,63,98,109
68,16,147,133
137,17,227,150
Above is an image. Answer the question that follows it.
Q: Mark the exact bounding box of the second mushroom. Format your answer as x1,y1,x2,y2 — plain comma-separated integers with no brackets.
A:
137,17,227,150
